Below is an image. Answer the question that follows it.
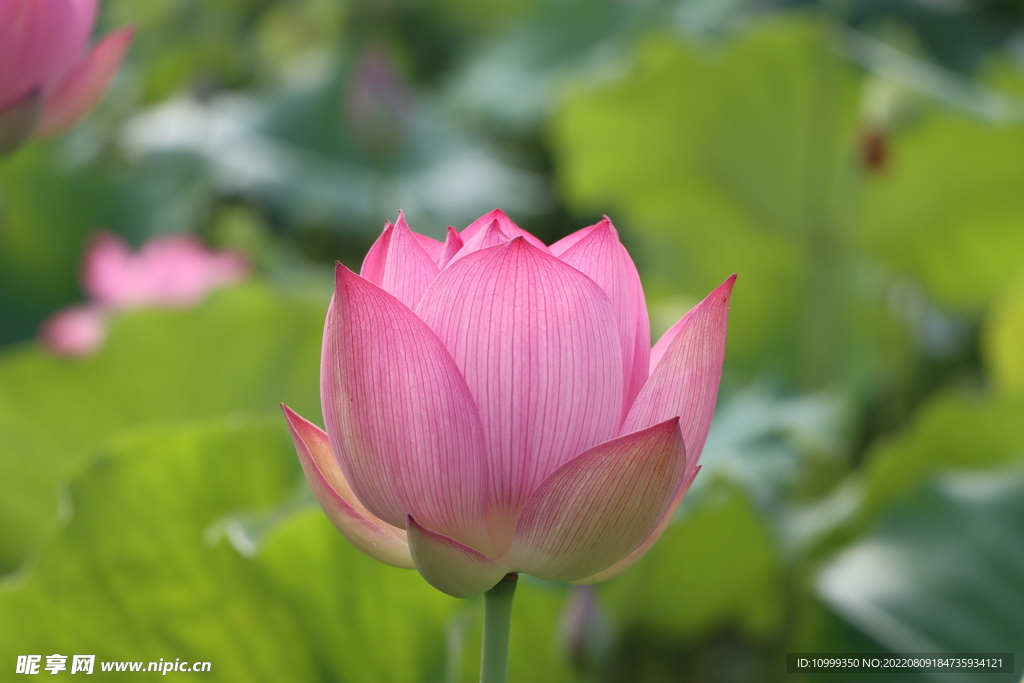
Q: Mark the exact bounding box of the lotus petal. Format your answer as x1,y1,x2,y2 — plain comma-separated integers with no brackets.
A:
438,226,463,268
359,221,394,286
414,232,444,263
416,238,622,553
35,27,134,137
622,276,735,468
407,516,509,598
446,218,511,267
557,218,650,418
0,0,97,112
571,465,700,584
460,209,549,253
549,218,618,257
322,265,491,551
282,404,414,569
502,418,686,582
357,213,439,309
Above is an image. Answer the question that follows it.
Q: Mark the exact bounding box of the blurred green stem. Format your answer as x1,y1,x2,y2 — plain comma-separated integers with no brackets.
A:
480,573,518,683
798,20,851,390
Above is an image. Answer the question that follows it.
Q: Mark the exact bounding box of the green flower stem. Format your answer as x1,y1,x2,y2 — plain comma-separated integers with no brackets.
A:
480,573,518,683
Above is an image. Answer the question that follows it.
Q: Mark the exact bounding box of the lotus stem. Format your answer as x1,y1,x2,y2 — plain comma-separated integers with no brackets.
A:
480,573,518,683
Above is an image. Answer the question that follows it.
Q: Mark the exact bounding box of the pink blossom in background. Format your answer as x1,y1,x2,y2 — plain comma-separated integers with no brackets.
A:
282,209,734,598
83,231,250,309
38,305,107,357
0,0,133,155
40,232,250,357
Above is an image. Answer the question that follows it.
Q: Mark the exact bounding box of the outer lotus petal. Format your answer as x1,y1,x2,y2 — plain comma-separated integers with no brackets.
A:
416,239,622,553
35,27,134,137
376,212,441,309
571,465,701,585
281,404,414,569
621,275,735,466
414,232,444,263
322,265,490,551
438,226,463,268
359,221,393,285
0,89,42,156
501,418,686,583
557,218,650,419
460,209,549,253
407,516,510,598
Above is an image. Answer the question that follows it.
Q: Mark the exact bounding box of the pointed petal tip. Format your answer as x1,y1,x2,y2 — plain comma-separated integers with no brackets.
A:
280,402,308,429
583,218,619,244
34,26,136,137
335,261,358,282
506,235,539,252
484,218,507,239
706,274,737,307
601,215,620,237
650,415,682,434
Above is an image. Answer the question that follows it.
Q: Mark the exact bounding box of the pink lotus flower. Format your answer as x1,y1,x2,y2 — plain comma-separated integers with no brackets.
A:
283,210,733,598
40,231,249,356
0,0,133,155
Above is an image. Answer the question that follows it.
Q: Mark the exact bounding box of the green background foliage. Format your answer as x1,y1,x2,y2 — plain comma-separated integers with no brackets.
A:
3,0,1024,680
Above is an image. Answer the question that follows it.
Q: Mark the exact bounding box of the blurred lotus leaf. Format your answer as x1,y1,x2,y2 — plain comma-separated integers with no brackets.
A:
600,488,781,642
861,112,1024,309
0,284,325,574
859,392,1024,525
0,417,457,683
984,271,1024,396
553,17,860,379
0,146,121,343
554,15,1024,387
819,466,1024,683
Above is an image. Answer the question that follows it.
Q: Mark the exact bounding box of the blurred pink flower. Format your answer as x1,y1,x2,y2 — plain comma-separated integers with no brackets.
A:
0,0,133,155
38,304,107,357
83,231,250,309
283,209,734,597
40,232,249,356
